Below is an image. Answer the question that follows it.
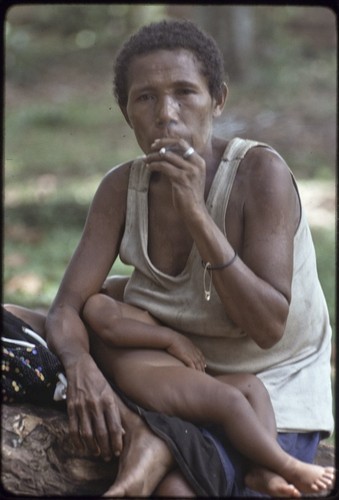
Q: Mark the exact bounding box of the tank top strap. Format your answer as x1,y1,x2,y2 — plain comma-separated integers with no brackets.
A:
128,156,150,191
223,136,265,161
206,137,267,232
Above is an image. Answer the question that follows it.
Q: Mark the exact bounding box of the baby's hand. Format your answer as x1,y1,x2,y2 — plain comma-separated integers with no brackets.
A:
167,333,206,371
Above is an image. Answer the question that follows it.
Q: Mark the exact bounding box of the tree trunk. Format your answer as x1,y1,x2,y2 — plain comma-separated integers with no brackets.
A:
1,403,335,496
192,5,255,81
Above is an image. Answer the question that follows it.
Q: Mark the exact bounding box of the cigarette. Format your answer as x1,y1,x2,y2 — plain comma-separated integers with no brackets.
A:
159,146,181,155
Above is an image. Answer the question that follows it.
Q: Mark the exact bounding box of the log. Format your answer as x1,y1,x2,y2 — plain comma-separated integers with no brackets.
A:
1,403,335,497
1,403,118,496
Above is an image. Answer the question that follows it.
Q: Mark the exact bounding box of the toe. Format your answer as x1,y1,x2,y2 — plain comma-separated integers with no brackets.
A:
313,477,332,491
282,484,301,498
290,485,301,498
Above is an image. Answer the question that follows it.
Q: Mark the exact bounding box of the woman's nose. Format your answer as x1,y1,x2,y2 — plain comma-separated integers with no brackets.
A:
155,95,178,126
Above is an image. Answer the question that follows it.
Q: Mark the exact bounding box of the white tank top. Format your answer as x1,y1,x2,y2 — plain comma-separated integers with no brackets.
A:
119,137,333,434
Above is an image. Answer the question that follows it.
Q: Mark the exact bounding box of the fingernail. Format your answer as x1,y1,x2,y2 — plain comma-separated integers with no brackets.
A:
114,450,121,457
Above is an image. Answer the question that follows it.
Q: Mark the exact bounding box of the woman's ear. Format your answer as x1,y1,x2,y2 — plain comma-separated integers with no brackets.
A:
213,82,228,118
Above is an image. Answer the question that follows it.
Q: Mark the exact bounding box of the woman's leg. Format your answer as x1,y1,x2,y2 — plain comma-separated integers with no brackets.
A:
153,469,195,497
100,383,174,498
4,304,47,338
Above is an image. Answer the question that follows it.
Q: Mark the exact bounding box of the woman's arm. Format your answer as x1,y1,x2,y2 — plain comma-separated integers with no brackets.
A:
45,163,131,460
146,143,299,350
187,148,299,349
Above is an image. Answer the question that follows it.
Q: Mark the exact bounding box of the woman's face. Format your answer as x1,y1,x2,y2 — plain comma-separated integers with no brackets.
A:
122,49,225,156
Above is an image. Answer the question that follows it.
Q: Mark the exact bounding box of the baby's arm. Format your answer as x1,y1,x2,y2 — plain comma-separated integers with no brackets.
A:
83,294,206,371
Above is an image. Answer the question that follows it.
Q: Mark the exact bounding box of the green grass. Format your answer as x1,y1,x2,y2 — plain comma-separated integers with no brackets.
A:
3,224,133,308
311,227,336,331
5,97,140,182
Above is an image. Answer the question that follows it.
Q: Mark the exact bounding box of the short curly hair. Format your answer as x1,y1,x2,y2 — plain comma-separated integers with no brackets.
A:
113,19,225,109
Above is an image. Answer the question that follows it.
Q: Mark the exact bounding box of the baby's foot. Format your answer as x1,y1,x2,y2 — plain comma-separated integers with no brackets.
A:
281,457,335,494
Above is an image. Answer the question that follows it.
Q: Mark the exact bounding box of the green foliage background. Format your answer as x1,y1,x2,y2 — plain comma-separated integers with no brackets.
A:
4,5,336,340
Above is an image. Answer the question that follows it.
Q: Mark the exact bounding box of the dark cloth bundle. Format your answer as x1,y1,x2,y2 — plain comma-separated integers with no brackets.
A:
1,308,66,405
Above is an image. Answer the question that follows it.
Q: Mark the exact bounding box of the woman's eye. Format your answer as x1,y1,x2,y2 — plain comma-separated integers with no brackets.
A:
137,94,153,102
177,88,195,95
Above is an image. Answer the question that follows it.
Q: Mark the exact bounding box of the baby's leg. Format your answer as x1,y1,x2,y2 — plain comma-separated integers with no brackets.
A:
215,373,299,497
111,356,334,497
100,275,129,301
86,297,334,497
209,373,334,497
83,293,163,346
215,373,277,436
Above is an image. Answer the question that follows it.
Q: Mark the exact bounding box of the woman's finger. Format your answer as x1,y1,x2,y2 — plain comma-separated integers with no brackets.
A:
104,401,126,459
78,409,101,456
68,400,85,451
90,412,114,461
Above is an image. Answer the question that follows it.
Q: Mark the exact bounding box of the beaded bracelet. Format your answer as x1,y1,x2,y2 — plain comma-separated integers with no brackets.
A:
202,250,237,301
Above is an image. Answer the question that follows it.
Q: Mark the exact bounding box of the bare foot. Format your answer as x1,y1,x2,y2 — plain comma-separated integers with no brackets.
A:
280,457,335,495
103,408,174,497
245,467,301,497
